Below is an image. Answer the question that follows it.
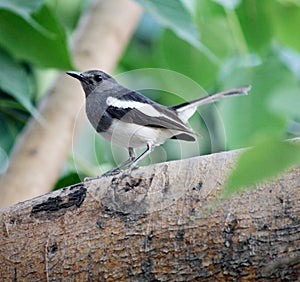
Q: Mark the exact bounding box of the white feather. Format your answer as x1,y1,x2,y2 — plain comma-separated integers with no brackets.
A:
100,119,178,148
176,106,197,123
106,96,161,117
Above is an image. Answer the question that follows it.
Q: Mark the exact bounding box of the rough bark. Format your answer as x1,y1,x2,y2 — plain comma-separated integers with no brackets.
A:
0,150,299,281
0,0,142,208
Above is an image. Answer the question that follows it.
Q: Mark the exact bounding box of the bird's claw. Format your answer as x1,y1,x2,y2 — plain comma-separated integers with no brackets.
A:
83,175,101,182
101,168,123,177
83,166,137,181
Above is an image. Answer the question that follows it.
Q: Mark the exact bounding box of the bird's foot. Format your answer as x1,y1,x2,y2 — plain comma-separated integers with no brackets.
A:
101,168,123,177
83,175,102,182
83,166,139,182
83,169,122,182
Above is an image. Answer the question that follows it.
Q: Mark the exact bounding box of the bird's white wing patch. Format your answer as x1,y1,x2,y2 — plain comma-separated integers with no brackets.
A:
175,106,197,124
106,96,161,117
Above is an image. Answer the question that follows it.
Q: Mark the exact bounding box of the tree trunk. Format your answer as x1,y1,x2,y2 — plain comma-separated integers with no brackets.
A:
0,0,142,208
0,149,299,281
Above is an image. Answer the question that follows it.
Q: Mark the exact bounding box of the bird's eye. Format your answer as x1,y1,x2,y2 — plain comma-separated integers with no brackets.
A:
94,74,103,82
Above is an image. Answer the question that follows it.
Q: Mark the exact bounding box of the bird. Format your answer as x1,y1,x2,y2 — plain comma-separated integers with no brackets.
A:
66,70,251,176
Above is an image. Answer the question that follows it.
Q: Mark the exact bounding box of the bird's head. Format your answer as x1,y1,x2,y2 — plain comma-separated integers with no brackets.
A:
66,69,116,97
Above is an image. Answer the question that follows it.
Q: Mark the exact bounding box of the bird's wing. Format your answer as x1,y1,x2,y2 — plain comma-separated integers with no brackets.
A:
105,92,196,135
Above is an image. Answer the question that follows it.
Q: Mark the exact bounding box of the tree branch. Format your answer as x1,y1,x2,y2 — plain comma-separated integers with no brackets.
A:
0,149,299,280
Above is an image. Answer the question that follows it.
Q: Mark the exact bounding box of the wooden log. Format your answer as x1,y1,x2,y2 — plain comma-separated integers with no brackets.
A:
0,150,299,281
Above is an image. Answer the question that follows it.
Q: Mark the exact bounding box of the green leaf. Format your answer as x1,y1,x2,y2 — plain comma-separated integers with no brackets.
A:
135,0,218,62
54,172,82,190
218,54,292,149
44,0,84,32
180,0,197,16
238,0,300,54
268,1,300,53
0,4,73,69
0,49,37,116
160,29,219,89
156,2,238,86
269,83,300,120
0,100,28,152
0,0,50,35
212,0,242,10
224,140,300,196
237,1,273,54
0,0,42,18
136,0,199,45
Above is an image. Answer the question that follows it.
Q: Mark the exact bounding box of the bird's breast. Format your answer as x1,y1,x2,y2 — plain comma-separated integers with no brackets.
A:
99,119,174,148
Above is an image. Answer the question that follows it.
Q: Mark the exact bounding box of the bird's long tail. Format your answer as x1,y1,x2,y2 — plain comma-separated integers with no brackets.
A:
171,85,251,123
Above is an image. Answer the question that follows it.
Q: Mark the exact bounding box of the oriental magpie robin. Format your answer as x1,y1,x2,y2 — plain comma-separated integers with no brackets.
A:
66,70,251,176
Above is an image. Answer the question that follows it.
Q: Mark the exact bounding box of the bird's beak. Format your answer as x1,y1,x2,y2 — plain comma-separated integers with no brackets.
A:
66,71,84,81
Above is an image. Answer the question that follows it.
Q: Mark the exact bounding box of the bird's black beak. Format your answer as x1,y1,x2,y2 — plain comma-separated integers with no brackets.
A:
66,71,84,81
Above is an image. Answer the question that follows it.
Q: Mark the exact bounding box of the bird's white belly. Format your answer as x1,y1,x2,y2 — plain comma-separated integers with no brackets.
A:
100,120,174,148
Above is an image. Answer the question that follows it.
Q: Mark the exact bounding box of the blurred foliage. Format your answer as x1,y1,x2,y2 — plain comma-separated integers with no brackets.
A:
0,0,73,68
0,0,299,192
0,0,81,184
224,139,300,196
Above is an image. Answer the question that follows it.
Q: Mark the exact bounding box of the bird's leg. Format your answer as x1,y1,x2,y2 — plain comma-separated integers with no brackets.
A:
102,143,155,177
128,142,155,169
102,147,136,176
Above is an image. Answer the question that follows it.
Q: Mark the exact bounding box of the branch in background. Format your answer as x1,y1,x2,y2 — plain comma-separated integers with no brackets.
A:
0,149,299,280
0,0,142,208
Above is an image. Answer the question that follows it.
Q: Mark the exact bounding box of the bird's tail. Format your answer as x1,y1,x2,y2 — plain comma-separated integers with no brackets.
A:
171,85,251,123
